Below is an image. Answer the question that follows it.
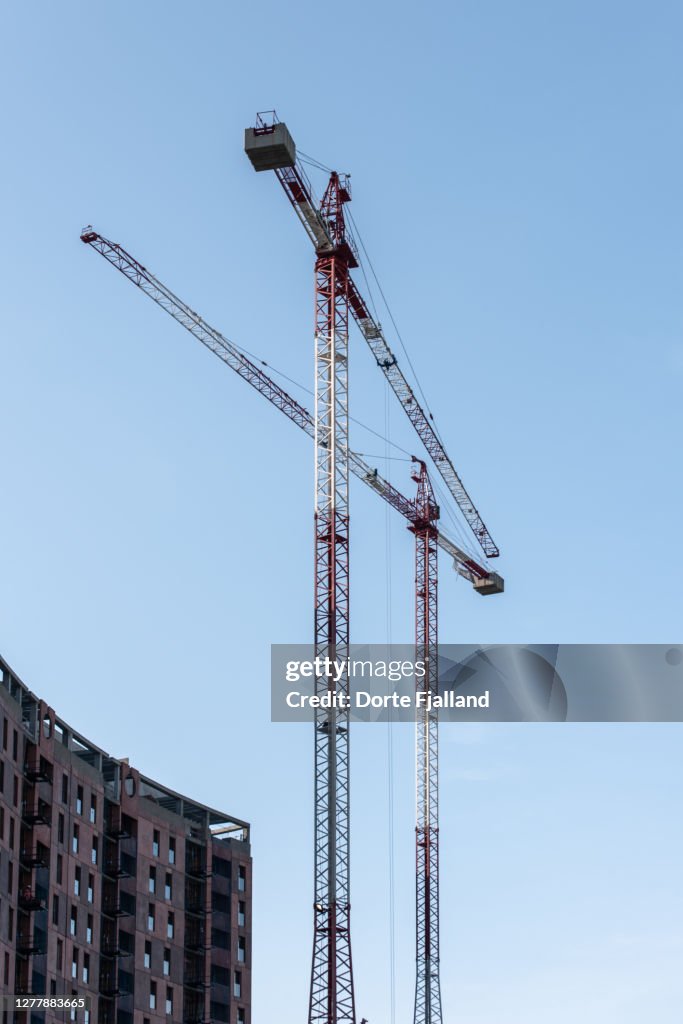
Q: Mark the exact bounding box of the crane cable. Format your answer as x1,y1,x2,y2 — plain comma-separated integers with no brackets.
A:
301,150,442,436
225,335,414,459
385,382,397,1024
347,207,444,438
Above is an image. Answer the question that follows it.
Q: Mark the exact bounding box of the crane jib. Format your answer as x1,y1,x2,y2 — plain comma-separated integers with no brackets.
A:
79,227,502,592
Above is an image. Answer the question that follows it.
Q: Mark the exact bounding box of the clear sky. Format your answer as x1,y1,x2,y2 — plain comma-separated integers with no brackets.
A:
1,2,682,1022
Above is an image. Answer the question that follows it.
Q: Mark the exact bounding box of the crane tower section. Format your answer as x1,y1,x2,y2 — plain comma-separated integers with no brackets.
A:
246,121,357,1024
410,462,442,1024
310,171,356,1024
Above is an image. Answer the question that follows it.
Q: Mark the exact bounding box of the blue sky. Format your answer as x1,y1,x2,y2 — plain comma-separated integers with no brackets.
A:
1,2,682,1022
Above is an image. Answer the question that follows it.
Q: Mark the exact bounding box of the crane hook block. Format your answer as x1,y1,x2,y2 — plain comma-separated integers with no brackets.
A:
244,122,296,172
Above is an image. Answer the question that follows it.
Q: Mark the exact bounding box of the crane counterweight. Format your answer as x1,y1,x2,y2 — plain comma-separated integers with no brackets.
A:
244,120,296,171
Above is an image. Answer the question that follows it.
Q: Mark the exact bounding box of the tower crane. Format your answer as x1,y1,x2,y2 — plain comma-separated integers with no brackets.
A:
244,112,502,1024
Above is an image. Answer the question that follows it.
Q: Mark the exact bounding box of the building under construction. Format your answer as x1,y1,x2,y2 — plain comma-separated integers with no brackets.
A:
0,653,251,1024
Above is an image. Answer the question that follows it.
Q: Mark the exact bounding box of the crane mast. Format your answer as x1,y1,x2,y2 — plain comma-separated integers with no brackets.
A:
310,171,356,1024
410,463,442,1024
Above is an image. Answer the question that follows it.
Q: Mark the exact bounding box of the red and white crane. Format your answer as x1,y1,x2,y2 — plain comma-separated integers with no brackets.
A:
81,107,502,1024
410,461,442,1024
243,111,502,1024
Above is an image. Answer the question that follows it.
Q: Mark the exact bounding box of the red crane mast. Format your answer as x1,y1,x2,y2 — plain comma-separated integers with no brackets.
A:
309,171,356,1024
410,463,442,1024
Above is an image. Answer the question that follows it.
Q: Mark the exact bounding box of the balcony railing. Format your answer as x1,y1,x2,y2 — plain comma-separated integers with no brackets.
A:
21,799,51,827
99,970,119,997
16,931,45,955
20,846,49,868
23,759,53,784
19,889,45,911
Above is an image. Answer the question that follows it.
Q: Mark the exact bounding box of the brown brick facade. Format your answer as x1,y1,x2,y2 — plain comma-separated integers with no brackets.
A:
0,655,251,1024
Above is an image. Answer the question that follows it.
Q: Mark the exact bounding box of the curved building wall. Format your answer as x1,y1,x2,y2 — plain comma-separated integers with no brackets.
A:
0,654,251,1024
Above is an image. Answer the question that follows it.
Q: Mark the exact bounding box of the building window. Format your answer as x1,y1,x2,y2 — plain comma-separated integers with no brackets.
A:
163,948,170,976
238,865,246,892
148,903,155,931
86,914,93,944
82,953,90,984
13,774,18,806
9,816,14,850
8,907,13,941
144,940,151,969
87,874,94,904
0,807,4,840
84,1012,90,1024
71,949,78,979
149,982,157,1010
12,729,18,761
168,838,176,865
237,1010,245,1024
237,936,246,963
56,939,63,972
238,901,245,928
91,838,98,865
74,866,81,897
89,795,97,824
8,862,13,896
58,813,64,844
164,873,172,900
153,829,160,857
234,972,241,999
61,773,68,802
70,906,77,937
167,912,174,939
165,988,173,1015
56,854,63,885
72,824,79,854
149,866,157,894
76,785,83,816
52,893,59,925
2,717,6,749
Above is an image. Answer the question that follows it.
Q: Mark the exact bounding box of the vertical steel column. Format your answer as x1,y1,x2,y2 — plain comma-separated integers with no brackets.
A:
411,462,442,1024
309,174,355,1024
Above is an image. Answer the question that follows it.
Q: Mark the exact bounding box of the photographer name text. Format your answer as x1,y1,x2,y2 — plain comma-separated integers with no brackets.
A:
284,689,491,712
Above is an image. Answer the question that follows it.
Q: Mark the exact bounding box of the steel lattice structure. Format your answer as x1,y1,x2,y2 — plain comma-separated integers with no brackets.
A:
410,463,442,1024
310,173,356,1024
